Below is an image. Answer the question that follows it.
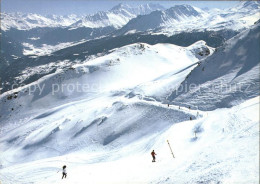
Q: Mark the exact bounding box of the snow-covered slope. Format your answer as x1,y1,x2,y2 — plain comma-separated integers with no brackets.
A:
0,41,213,168
233,0,260,11
0,2,259,184
0,41,212,124
206,1,260,31
0,98,259,184
0,32,259,184
167,20,260,110
0,39,258,183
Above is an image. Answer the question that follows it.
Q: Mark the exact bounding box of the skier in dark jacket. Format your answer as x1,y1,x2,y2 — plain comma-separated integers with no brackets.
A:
62,165,67,179
151,150,157,162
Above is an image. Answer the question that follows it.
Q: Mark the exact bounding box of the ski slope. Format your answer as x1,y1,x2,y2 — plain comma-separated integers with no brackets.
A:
0,27,259,184
167,19,260,110
0,97,258,184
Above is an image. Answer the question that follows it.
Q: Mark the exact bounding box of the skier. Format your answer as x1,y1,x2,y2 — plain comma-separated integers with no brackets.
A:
62,165,67,179
151,150,157,162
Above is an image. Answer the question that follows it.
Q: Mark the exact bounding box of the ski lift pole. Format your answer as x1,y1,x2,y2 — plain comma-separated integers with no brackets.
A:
167,140,175,158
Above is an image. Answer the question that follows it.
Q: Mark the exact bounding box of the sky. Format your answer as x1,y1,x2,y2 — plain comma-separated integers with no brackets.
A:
1,0,240,15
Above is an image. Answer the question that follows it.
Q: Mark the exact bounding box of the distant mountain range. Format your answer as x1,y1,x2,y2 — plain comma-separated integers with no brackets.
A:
0,1,259,93
115,1,260,35
115,4,206,34
0,3,165,31
0,13,80,31
71,3,165,29
1,1,259,32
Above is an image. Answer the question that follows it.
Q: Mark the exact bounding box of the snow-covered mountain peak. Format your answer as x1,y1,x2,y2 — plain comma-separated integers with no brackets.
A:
110,3,132,11
168,4,195,11
237,1,260,10
116,1,260,36
187,40,214,59
1,3,165,30
111,3,165,13
70,3,165,29
115,4,205,34
165,4,202,18
138,3,165,12
228,1,260,12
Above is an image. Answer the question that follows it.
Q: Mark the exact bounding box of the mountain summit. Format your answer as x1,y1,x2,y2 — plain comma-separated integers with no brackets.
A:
71,3,165,29
116,4,204,34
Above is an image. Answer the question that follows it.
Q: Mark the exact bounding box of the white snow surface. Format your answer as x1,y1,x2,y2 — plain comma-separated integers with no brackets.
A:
167,18,260,110
0,23,259,184
0,96,259,184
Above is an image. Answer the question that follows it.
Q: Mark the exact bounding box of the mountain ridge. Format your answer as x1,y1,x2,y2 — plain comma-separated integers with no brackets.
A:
1,3,165,31
167,21,260,110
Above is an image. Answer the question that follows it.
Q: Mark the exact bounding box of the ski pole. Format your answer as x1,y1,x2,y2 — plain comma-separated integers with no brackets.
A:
167,140,175,158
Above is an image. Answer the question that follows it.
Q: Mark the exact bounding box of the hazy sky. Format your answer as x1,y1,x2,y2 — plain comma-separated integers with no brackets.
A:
1,0,240,15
